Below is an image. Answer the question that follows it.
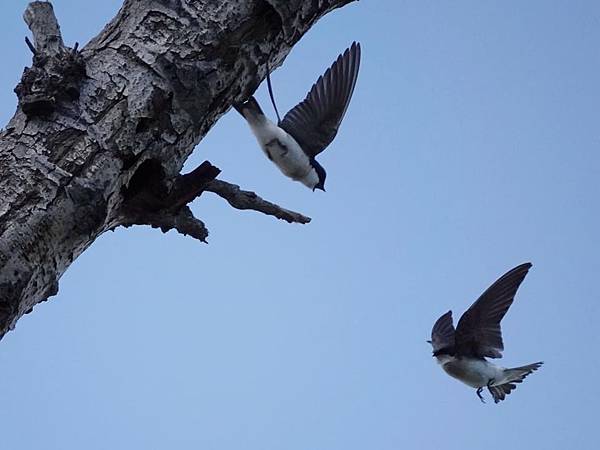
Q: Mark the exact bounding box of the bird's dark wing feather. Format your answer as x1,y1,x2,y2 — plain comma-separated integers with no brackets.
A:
279,42,361,157
430,310,455,353
454,263,532,359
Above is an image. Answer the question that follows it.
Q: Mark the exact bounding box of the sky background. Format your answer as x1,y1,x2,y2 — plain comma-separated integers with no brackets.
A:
1,1,599,449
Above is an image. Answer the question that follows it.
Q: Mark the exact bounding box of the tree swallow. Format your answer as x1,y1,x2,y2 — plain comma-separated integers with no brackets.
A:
428,263,543,403
234,42,361,191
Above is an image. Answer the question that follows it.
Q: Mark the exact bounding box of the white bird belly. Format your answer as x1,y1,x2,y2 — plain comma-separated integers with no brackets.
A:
440,358,504,388
247,119,318,187
264,137,311,179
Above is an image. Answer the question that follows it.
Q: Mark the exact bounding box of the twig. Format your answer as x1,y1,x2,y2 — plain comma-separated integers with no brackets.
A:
205,179,311,224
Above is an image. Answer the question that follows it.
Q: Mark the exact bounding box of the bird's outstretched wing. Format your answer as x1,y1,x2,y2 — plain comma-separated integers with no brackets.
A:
279,42,361,157
429,310,456,353
454,263,532,359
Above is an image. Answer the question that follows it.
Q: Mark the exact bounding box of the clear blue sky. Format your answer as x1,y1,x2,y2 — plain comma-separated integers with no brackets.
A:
1,1,598,448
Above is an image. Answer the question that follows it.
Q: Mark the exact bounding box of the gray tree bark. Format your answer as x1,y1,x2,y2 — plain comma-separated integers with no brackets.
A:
0,0,355,339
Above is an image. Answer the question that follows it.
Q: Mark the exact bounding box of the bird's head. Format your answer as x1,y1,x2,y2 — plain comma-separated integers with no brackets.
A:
431,347,454,359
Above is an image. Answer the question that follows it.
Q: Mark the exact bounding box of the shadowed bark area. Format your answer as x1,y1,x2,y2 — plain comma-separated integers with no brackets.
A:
0,0,355,338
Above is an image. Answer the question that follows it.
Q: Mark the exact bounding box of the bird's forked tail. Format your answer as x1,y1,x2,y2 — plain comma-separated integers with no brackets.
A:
505,361,544,382
488,362,543,403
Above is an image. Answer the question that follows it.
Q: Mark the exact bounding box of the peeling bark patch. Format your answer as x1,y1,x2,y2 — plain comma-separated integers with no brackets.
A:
138,10,181,48
47,128,86,165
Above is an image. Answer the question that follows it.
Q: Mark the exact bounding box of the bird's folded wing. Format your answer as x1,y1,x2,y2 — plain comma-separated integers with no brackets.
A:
279,42,361,157
454,263,532,358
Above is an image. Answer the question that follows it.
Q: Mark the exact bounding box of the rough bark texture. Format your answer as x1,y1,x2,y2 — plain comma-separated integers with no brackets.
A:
0,0,355,339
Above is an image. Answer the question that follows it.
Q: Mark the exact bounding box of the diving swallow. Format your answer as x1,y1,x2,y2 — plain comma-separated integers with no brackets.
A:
234,42,361,191
428,263,543,403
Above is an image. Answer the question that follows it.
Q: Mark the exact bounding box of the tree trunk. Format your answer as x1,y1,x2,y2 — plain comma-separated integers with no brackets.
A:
0,0,354,339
